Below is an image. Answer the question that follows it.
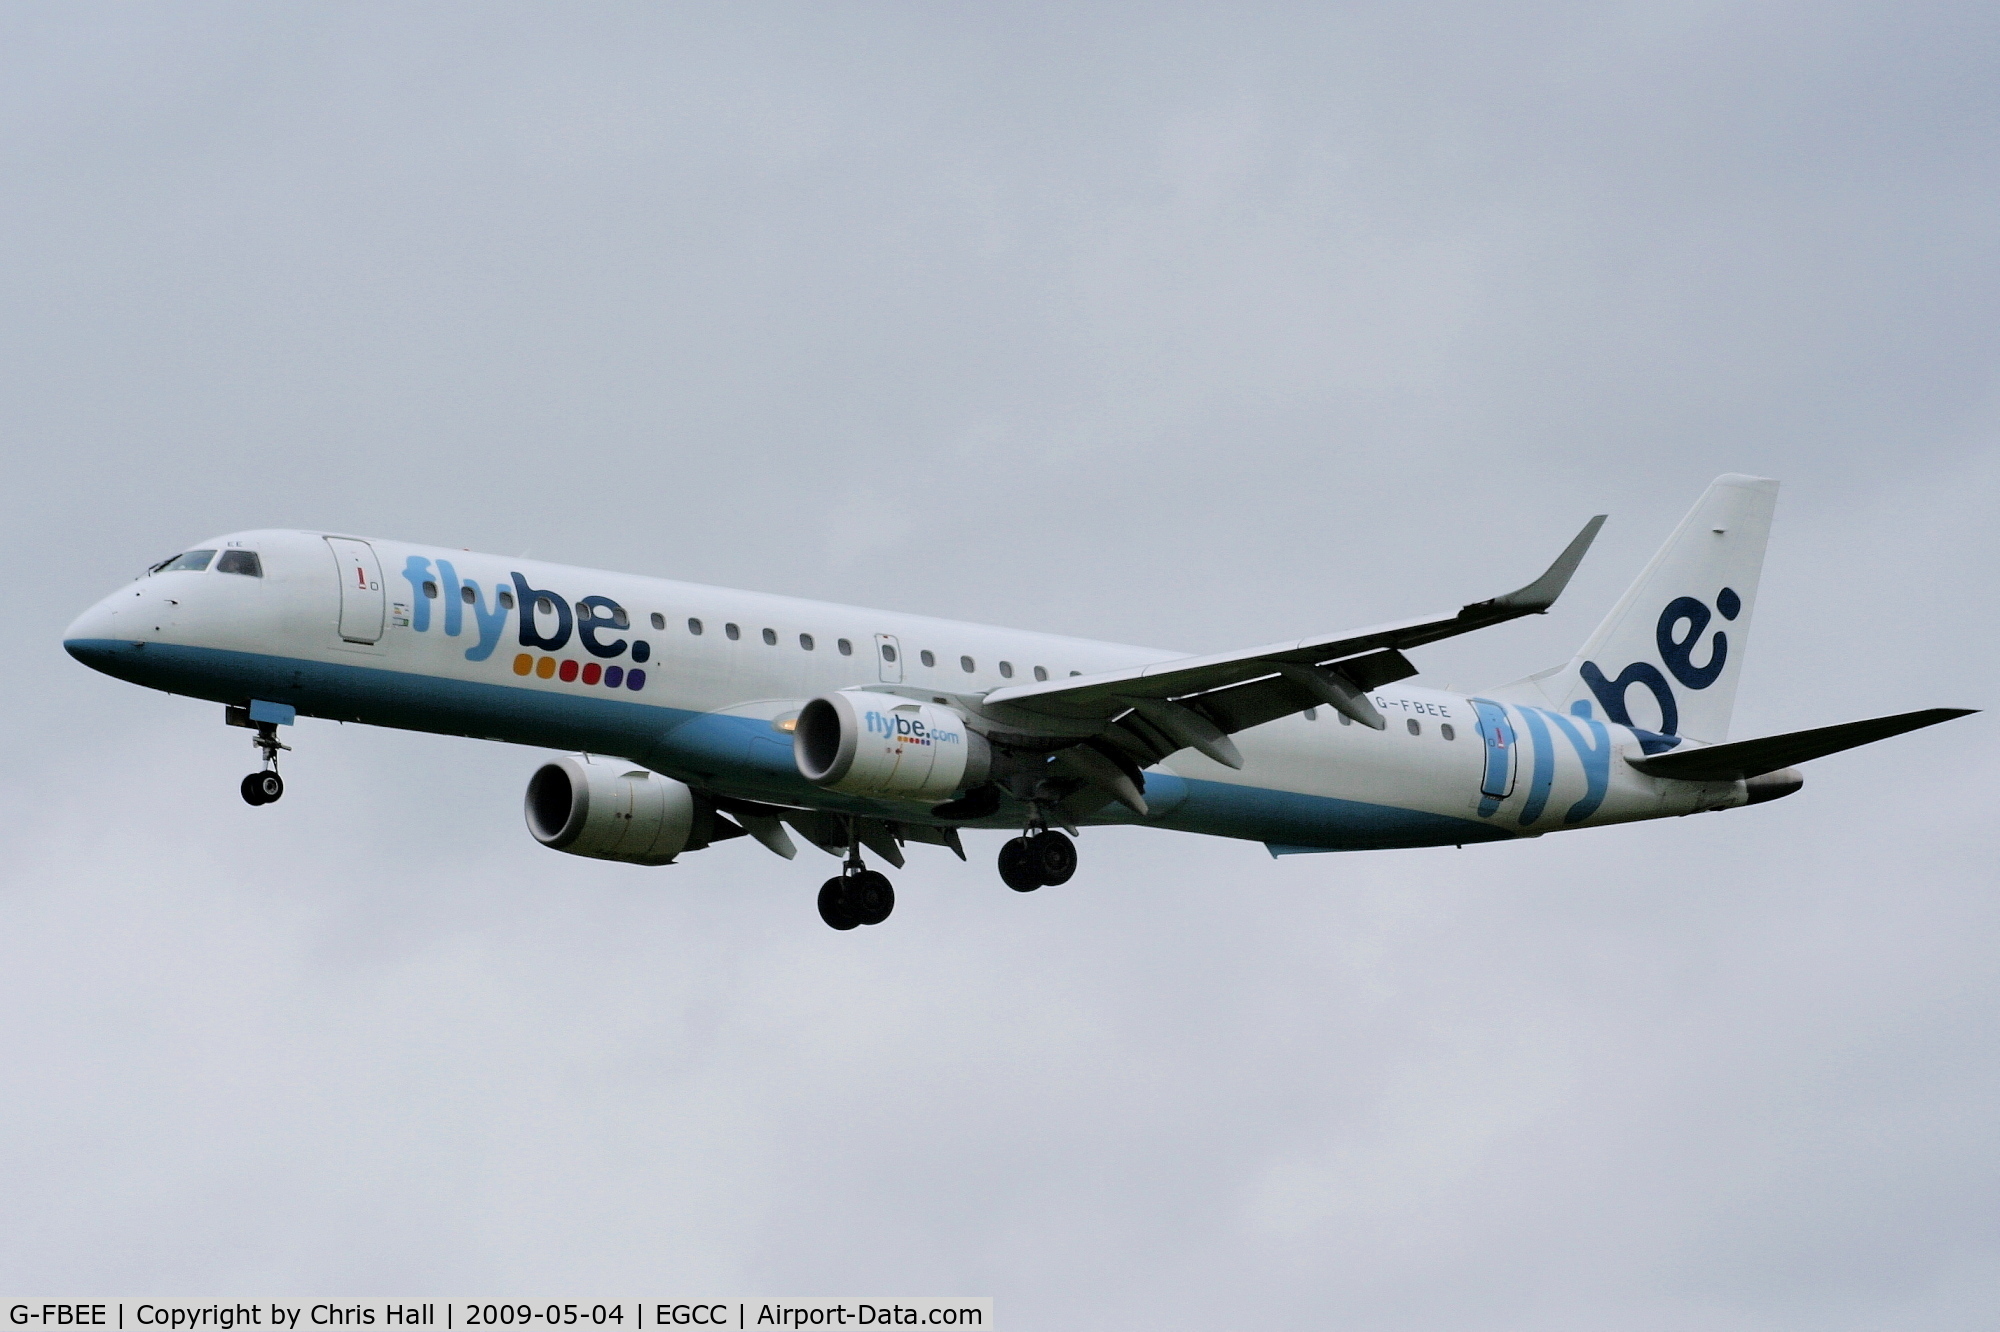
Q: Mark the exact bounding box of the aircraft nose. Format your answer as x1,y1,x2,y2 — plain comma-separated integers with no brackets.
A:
63,595,125,669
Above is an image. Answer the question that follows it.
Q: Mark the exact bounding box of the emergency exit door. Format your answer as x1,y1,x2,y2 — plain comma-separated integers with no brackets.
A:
326,537,385,644
875,633,903,683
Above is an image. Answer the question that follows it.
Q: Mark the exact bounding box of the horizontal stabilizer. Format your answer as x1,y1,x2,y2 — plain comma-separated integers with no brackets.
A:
1627,707,1976,782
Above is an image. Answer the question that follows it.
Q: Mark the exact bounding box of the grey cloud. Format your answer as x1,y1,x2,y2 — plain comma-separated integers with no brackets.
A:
2,3,1995,1326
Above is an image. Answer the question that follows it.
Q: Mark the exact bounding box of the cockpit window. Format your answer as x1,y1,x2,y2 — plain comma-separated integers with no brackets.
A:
153,550,215,574
216,550,263,577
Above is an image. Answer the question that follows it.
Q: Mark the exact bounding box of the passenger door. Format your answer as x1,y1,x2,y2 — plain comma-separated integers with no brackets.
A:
326,537,385,644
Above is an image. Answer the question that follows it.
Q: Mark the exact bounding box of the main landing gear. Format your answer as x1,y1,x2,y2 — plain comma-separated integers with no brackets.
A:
817,832,895,930
809,811,1079,929
997,826,1076,892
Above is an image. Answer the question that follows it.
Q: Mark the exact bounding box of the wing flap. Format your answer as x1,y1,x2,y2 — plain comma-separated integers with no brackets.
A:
1627,707,1976,782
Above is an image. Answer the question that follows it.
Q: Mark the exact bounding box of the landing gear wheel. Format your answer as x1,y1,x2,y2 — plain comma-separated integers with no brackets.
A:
818,878,860,931
1033,829,1077,885
241,771,283,806
845,870,895,926
998,836,1043,892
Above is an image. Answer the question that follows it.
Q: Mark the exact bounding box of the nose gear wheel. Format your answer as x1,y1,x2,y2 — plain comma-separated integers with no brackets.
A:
240,771,284,806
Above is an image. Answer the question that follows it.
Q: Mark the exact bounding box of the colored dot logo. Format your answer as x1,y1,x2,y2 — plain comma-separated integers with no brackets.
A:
511,652,645,691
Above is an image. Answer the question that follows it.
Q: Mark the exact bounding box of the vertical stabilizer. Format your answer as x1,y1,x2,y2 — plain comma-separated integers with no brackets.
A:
1497,475,1779,743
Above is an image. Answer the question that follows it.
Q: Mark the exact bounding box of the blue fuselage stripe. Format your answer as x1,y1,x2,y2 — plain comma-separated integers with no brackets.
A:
64,638,1511,851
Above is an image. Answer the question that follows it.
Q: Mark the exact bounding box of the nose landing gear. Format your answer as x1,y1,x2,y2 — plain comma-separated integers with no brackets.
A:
227,702,292,807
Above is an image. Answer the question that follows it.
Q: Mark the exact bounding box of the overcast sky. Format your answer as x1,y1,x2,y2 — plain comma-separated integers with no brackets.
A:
3,3,1997,1326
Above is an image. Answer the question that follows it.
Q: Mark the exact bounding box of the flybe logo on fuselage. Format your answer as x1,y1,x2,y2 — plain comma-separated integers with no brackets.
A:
863,710,962,746
1579,587,1740,738
397,556,653,689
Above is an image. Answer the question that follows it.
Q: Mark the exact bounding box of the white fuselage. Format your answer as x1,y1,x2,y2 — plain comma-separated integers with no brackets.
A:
64,529,1748,856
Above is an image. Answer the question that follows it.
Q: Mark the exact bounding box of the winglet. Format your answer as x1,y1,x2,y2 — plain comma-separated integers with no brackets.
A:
1467,514,1606,617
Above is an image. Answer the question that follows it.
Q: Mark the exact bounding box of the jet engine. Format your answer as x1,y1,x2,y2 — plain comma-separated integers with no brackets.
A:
794,691,991,801
524,754,718,865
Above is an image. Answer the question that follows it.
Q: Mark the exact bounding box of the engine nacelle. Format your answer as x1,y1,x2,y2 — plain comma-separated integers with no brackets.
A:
794,691,991,801
524,754,702,865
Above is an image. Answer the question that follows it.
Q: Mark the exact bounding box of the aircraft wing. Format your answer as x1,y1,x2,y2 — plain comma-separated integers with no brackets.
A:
1625,707,1976,782
978,514,1607,761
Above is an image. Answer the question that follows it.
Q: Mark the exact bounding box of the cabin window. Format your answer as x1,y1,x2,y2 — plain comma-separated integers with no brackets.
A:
610,606,629,628
799,633,814,650
1338,711,1352,726
881,643,897,662
420,580,438,598
762,627,777,646
920,650,936,667
217,550,262,578
1407,719,1422,736
1304,707,1318,721
999,661,1013,678
960,656,975,673
725,623,740,640
462,586,477,604
687,617,703,635
837,638,853,656
536,596,556,615
1440,723,1455,741
1034,666,1048,682
1070,671,1081,677
156,550,215,573
651,612,666,630
498,589,515,609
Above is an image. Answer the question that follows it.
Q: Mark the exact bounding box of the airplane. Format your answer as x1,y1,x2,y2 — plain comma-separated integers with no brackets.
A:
63,474,1973,930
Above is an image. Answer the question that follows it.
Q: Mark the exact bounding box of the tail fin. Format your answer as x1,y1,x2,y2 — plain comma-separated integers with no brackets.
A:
1495,474,1779,742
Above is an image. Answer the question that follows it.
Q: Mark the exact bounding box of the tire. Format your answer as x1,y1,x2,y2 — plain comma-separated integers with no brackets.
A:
1033,830,1077,885
846,870,895,926
240,773,271,806
998,836,1043,892
817,878,860,930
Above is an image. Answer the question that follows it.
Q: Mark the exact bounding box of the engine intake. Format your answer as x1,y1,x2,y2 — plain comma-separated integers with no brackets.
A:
794,691,990,801
525,755,708,865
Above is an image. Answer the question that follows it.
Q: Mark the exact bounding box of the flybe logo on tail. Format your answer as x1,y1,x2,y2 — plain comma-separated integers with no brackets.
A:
1579,587,1740,737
